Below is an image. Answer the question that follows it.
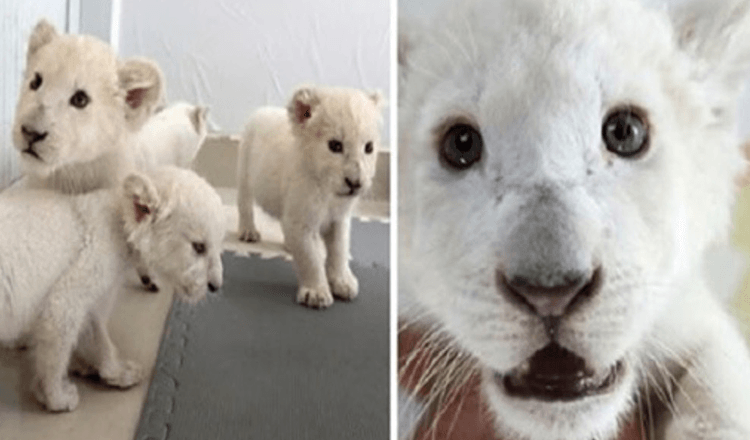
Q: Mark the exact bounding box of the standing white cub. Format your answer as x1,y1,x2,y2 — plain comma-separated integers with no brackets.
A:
12,19,164,194
0,167,225,412
135,102,209,169
399,0,750,439
237,86,384,308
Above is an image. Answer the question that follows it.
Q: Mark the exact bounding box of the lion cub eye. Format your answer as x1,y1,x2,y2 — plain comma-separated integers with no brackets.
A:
328,139,344,153
30,73,43,91
70,90,90,109
440,124,483,170
192,242,206,255
602,107,649,158
365,141,374,154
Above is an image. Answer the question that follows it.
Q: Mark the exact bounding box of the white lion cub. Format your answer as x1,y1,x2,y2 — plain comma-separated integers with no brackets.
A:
135,102,209,169
12,19,164,194
237,86,383,308
0,167,225,411
399,0,750,439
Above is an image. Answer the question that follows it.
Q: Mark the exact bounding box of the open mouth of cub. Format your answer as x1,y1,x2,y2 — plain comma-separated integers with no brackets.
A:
496,343,624,402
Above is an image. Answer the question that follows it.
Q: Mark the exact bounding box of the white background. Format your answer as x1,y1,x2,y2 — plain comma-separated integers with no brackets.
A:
0,0,391,190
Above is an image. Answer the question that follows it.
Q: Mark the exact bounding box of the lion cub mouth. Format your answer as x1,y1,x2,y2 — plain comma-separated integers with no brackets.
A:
496,343,624,402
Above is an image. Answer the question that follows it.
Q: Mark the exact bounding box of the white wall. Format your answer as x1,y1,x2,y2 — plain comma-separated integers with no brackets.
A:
0,0,72,190
117,0,391,138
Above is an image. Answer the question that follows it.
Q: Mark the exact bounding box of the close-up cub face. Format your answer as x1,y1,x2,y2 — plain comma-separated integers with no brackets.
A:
123,167,226,304
399,0,748,438
12,20,163,177
288,86,384,198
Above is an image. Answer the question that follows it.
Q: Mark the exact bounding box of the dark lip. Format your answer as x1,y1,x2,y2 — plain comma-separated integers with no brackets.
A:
496,345,625,402
22,148,42,160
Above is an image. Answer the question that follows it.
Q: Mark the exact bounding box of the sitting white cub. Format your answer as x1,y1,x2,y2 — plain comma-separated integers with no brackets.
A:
0,167,225,411
135,102,209,169
12,19,163,194
237,86,383,308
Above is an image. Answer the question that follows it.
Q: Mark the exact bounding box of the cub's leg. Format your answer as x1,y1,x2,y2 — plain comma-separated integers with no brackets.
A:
71,311,144,388
30,287,94,411
323,217,358,300
237,134,261,243
284,220,333,309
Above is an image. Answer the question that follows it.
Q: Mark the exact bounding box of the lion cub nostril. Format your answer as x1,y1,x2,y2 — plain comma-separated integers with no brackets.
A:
208,283,218,292
21,125,48,145
500,268,603,317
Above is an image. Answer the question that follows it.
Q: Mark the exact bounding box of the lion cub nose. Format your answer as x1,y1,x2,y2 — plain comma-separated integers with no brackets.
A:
499,268,602,317
21,126,48,146
345,177,362,191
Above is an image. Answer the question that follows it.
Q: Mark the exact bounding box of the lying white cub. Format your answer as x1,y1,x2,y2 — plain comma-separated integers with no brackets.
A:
135,102,209,169
0,167,225,411
237,86,383,308
12,19,163,194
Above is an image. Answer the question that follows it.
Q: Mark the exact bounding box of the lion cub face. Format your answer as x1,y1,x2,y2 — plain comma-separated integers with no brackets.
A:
13,20,163,177
287,86,383,198
122,167,226,304
399,0,749,438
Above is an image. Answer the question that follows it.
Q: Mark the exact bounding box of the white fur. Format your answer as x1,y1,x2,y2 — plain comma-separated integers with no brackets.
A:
237,86,383,308
12,19,164,194
134,102,208,169
399,0,750,439
0,167,225,411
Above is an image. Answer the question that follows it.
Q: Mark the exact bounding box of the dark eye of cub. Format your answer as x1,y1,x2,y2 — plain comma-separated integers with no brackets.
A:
192,242,206,255
70,90,90,109
440,124,483,170
602,107,649,158
328,140,343,153
365,141,374,154
30,73,42,91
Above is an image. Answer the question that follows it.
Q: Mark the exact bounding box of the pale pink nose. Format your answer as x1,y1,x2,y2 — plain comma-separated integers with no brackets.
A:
499,268,602,317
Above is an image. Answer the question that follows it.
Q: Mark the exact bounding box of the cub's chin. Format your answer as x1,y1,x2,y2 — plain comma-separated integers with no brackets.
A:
480,350,637,440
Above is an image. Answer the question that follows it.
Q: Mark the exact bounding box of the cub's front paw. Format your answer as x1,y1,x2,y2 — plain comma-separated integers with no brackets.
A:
239,227,261,243
297,285,334,309
329,269,359,301
32,376,79,412
101,359,145,389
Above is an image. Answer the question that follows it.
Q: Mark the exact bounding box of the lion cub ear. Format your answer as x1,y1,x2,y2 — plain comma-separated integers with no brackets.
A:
287,86,321,128
27,19,58,65
118,58,166,131
122,173,161,225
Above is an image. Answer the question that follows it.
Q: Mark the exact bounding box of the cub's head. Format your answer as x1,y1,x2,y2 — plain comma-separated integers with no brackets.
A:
287,86,384,198
399,0,750,438
13,19,164,177
121,167,226,304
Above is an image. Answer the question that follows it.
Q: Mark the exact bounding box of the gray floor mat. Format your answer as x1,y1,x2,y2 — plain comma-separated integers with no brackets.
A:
135,220,389,440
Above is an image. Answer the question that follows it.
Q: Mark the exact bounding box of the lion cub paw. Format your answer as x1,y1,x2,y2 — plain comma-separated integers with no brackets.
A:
101,359,145,388
33,376,79,412
297,285,334,309
239,227,261,243
329,269,359,301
